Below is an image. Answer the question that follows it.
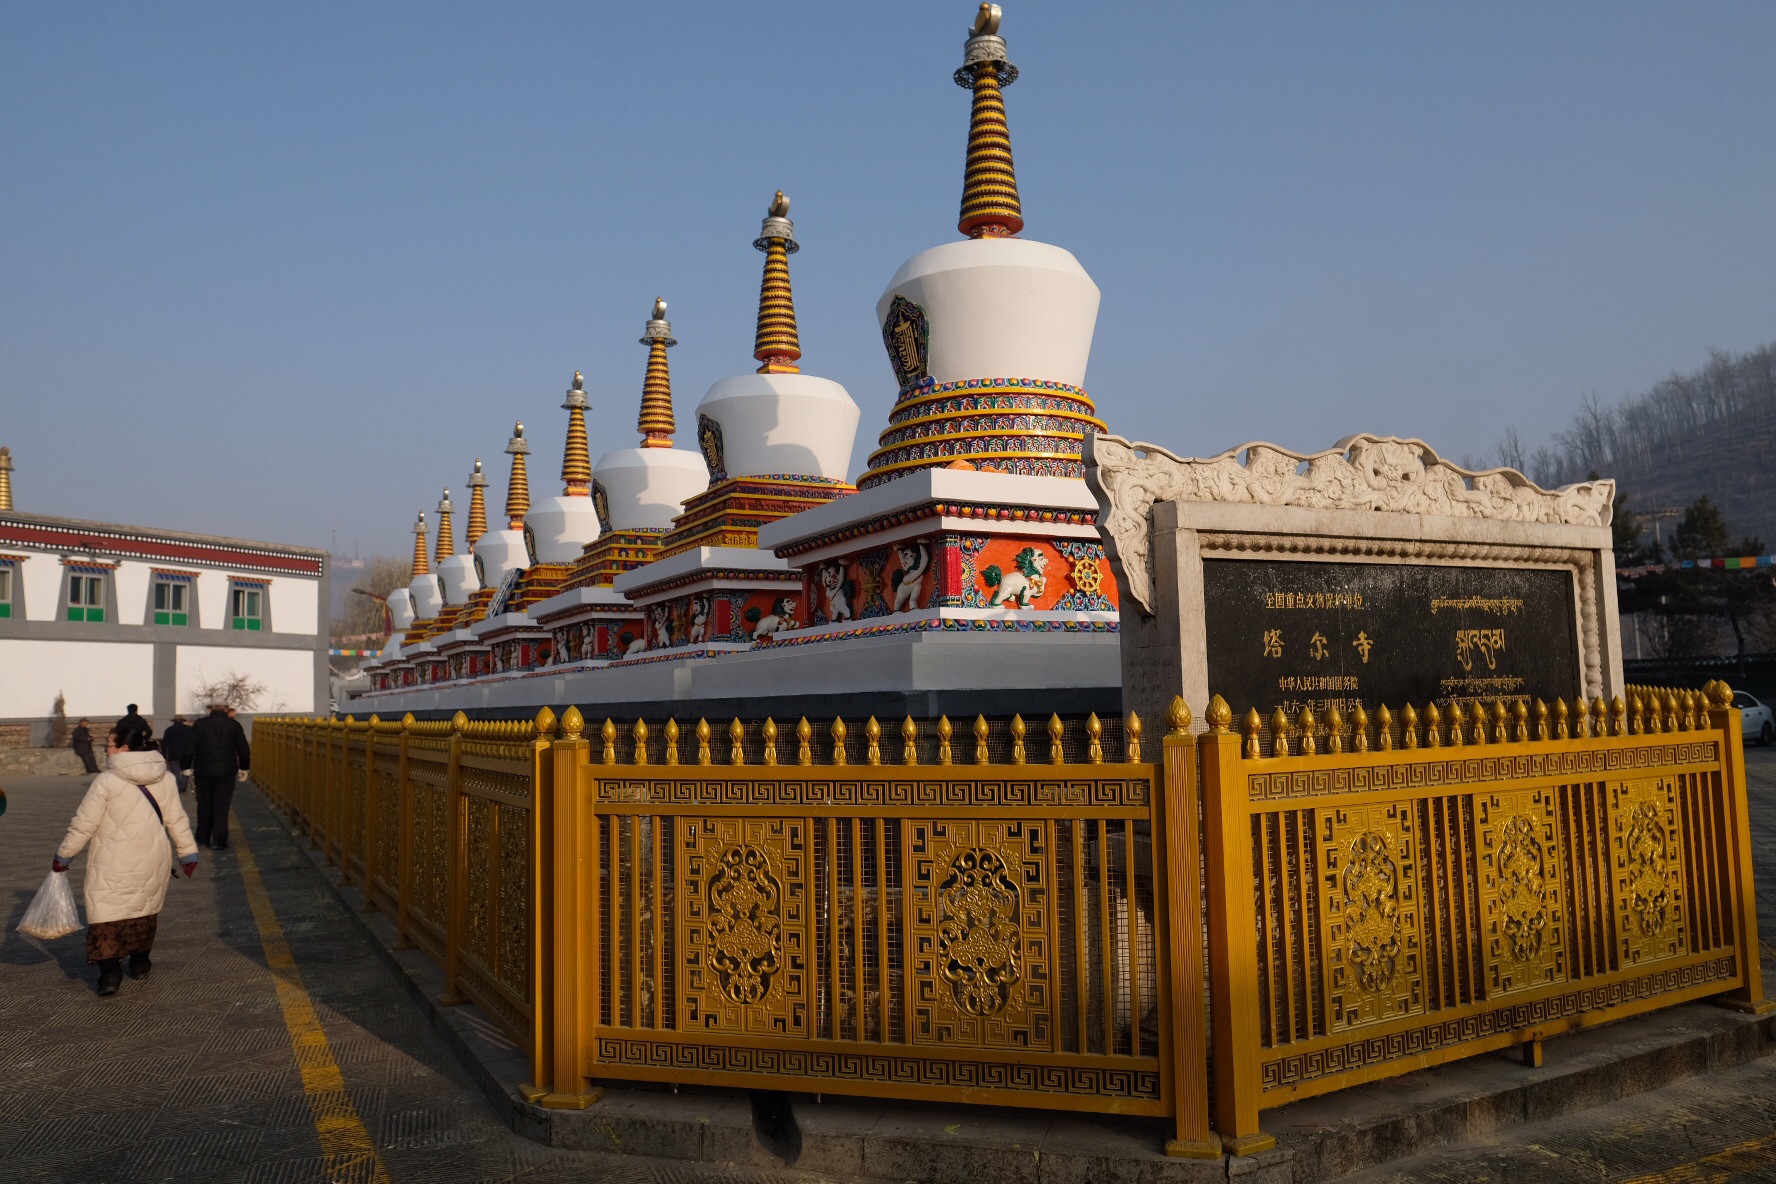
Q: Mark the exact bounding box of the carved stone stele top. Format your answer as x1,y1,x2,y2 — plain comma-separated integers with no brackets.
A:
1085,432,1615,616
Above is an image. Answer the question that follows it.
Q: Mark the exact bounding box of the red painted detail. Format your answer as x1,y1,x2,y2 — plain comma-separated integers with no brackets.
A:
0,521,323,576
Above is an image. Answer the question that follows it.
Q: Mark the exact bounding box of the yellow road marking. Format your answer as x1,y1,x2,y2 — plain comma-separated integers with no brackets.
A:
1621,1128,1776,1184
236,828,393,1183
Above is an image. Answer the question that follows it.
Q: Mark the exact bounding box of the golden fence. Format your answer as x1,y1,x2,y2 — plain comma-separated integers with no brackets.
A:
1198,681,1768,1151
251,683,1765,1158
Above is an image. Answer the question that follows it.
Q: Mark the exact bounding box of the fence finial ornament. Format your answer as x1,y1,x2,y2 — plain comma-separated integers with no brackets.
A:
451,711,468,733
1173,696,1199,735
1423,702,1440,748
1401,703,1418,750
1242,707,1262,758
831,717,848,765
938,715,955,764
633,719,650,765
1554,698,1569,739
866,717,883,766
797,717,812,765
534,706,557,737
1010,715,1027,764
559,706,582,740
903,716,919,765
1270,707,1290,757
974,715,991,763
696,718,713,765
665,718,680,764
601,718,617,764
1048,714,1065,764
1352,702,1369,752
763,718,779,765
1086,713,1103,764
1376,704,1394,751
730,718,747,765
1125,711,1142,762
401,713,416,730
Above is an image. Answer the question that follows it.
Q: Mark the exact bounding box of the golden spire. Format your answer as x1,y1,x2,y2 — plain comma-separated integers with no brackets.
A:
0,446,12,512
955,3,1023,239
465,459,488,547
434,489,455,562
504,421,531,530
560,371,592,496
752,191,802,374
637,298,678,447
410,512,430,576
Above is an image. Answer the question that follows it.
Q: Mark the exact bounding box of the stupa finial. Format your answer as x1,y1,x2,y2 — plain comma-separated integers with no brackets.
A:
752,190,803,374
637,298,678,447
434,489,455,562
0,445,13,512
465,459,488,548
504,421,531,530
410,512,430,576
955,3,1023,239
560,371,592,496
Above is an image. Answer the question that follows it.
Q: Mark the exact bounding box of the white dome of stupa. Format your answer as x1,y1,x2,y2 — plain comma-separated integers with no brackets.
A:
386,587,415,633
524,373,602,563
591,299,709,530
858,8,1103,489
694,194,859,484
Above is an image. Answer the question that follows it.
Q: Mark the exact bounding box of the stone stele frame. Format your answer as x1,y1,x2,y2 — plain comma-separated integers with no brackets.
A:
1084,431,1623,731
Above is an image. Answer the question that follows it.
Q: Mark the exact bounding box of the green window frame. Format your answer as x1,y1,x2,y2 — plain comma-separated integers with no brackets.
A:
152,579,190,626
0,567,12,618
231,585,263,631
68,573,105,622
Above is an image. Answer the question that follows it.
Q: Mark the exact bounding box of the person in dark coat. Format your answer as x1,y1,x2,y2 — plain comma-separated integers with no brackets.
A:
70,719,100,774
190,704,250,850
115,704,147,741
160,716,195,793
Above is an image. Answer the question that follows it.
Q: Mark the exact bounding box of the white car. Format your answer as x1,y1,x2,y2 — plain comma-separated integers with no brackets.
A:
1733,691,1774,746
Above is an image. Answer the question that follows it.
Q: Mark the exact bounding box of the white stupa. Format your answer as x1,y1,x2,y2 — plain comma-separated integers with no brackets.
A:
695,193,860,485
523,372,603,563
405,511,444,620
434,487,479,606
591,300,708,532
473,423,534,592
858,5,1101,489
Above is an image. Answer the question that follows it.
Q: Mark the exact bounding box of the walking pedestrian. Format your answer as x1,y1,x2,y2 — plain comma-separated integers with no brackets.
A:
52,723,199,997
70,718,99,774
161,715,195,793
190,703,250,850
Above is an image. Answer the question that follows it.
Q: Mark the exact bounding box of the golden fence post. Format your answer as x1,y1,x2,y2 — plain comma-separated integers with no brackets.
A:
362,718,379,912
338,718,354,888
1201,693,1277,1154
439,711,469,1007
1157,697,1217,1159
395,713,415,951
522,706,558,1102
1706,682,1774,1014
540,706,601,1107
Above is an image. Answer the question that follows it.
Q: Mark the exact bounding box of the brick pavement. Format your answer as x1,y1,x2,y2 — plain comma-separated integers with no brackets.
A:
0,773,840,1184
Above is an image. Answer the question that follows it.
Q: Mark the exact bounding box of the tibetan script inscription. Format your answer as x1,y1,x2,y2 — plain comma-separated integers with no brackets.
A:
1204,559,1579,720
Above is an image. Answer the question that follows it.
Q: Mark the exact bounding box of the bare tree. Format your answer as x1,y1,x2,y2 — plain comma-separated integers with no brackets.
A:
188,671,269,714
332,555,412,642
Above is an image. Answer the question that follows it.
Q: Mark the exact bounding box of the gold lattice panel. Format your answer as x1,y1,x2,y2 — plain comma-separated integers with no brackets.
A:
1477,788,1566,996
1611,777,1686,967
908,819,1053,1051
678,817,808,1036
1322,803,1423,1030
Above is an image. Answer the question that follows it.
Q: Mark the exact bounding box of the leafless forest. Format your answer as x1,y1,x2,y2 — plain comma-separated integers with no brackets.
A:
1481,340,1776,543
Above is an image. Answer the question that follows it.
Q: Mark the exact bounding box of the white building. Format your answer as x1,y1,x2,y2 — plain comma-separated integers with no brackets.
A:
0,484,328,743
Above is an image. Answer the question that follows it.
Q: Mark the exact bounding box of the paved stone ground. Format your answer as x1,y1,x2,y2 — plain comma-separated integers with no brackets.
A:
2,743,1775,1184
0,774,837,1184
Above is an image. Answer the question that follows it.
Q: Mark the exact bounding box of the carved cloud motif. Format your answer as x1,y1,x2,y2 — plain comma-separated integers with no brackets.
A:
1084,432,1615,616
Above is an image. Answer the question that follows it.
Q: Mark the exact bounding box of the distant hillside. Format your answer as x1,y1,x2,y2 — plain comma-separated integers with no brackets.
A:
1491,342,1776,546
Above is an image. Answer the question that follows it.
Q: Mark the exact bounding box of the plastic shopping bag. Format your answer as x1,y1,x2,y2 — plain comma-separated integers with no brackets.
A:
17,871,82,940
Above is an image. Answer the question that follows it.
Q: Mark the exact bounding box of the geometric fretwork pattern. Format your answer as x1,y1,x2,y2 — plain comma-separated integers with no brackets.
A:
1322,803,1422,1031
908,819,1052,1051
599,776,1149,809
1477,788,1566,996
678,817,809,1037
593,1036,1162,1101
1612,777,1686,967
1250,742,1719,802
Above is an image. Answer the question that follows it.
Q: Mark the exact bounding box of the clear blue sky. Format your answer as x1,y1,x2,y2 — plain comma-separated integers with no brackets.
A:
4,2,1774,560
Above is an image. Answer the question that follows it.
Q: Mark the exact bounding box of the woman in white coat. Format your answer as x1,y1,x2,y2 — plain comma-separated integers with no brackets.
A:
52,723,199,996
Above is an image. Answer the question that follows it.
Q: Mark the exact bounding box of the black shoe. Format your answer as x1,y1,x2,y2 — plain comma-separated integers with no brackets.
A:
96,968,122,997
126,954,152,980
209,842,228,851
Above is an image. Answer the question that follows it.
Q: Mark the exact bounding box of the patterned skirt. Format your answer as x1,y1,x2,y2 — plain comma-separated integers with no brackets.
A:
86,914,158,963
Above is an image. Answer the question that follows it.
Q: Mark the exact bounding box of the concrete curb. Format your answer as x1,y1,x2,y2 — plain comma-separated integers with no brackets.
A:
256,787,1776,1183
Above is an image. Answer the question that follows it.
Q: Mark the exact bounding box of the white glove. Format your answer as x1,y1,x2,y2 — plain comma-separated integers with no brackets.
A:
236,770,248,782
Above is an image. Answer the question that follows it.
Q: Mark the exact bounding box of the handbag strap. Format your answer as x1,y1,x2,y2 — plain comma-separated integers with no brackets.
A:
137,784,165,824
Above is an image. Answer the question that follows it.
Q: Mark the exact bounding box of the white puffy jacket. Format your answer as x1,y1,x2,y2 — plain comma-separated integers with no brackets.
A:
57,751,199,924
